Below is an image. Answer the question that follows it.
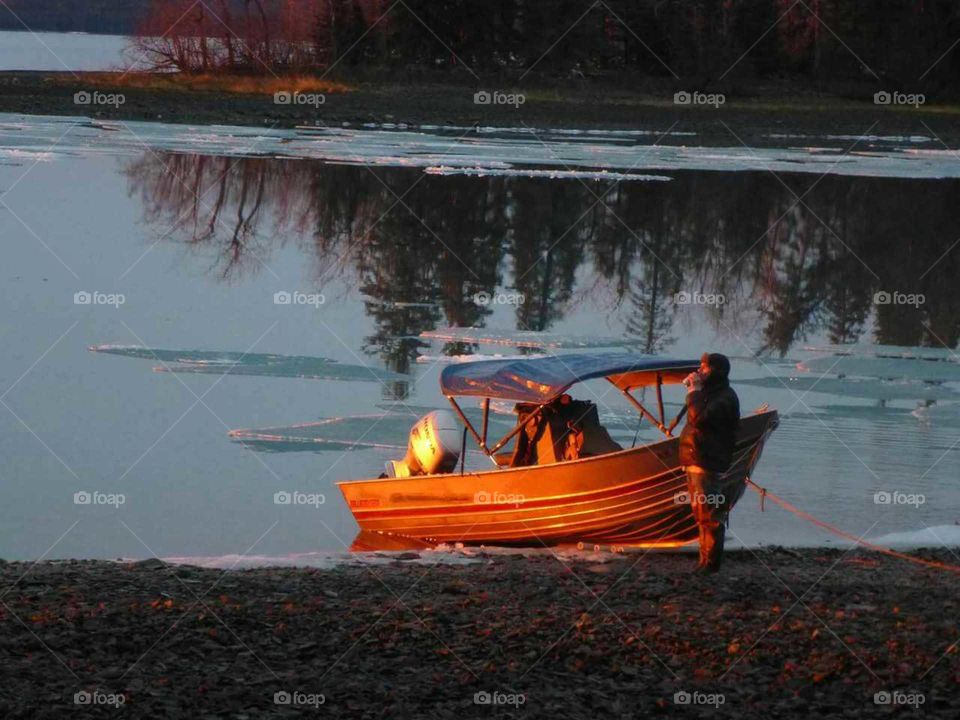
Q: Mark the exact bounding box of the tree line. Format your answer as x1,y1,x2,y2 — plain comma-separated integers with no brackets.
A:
123,0,960,93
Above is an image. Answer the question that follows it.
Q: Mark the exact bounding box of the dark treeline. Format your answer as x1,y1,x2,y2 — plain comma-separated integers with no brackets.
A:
0,0,149,34
124,0,960,94
123,152,960,374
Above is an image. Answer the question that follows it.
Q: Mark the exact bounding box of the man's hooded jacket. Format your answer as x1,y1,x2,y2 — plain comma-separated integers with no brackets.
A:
679,353,741,473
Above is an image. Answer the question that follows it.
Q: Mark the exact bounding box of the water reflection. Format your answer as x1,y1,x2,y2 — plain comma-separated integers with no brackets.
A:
123,151,960,372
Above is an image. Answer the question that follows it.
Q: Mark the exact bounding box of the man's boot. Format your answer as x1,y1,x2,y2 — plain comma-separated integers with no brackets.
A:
697,522,709,570
693,517,720,573
703,522,725,573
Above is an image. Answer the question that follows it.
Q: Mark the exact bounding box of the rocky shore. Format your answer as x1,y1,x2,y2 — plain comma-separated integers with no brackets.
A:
3,71,960,148
1,547,958,718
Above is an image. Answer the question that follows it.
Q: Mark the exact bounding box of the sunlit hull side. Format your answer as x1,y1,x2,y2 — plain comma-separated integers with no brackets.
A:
338,411,778,546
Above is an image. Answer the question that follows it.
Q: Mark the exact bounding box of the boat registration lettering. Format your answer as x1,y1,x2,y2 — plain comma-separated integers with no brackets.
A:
350,498,381,508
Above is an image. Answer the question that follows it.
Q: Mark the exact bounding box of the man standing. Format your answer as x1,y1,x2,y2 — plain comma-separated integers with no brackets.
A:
680,353,740,573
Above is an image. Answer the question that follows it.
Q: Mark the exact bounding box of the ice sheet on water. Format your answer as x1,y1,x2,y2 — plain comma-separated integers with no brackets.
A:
5,112,960,179
415,352,547,364
420,327,644,349
868,525,960,548
766,133,933,144
89,344,402,382
229,408,515,453
425,166,672,182
803,343,960,363
801,355,960,382
228,413,414,453
738,375,960,401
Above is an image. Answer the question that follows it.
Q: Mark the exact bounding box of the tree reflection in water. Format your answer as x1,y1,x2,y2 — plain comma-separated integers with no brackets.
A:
124,151,960,374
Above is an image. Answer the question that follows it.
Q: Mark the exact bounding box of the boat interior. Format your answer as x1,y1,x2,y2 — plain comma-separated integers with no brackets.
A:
498,395,624,468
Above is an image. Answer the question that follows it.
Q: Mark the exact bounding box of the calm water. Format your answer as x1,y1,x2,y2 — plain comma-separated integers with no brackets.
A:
0,30,131,71
2,108,960,561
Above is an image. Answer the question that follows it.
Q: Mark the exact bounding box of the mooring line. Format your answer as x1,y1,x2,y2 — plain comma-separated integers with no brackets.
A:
745,478,960,574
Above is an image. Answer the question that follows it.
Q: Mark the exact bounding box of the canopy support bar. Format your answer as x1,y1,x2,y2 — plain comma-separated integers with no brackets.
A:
655,373,665,427
488,404,545,456
447,397,487,453
481,398,490,447
447,396,544,466
618,386,671,437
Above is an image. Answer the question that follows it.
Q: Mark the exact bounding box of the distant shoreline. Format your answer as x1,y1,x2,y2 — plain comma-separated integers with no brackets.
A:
4,71,960,148
1,548,957,718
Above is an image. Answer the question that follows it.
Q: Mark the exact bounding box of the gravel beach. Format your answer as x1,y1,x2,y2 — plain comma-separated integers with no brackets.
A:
1,548,957,718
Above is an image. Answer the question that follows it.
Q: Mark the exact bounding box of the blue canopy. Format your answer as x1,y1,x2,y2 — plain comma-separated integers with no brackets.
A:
440,353,699,403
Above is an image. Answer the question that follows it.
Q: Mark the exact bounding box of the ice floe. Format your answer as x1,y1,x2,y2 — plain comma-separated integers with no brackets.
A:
4,112,960,178
89,344,403,382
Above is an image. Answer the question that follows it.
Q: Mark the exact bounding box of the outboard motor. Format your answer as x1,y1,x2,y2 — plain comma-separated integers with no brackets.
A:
386,410,462,478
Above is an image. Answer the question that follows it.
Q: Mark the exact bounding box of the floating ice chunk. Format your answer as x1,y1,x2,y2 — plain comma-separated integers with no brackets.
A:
425,165,672,182
738,375,960,401
415,352,547,364
800,355,960,382
228,414,413,453
420,327,644,349
803,343,960,363
4,112,960,178
229,409,514,453
89,344,403,382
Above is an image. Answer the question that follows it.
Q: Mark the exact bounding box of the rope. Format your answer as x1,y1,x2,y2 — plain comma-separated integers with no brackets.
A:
744,478,960,575
723,422,960,574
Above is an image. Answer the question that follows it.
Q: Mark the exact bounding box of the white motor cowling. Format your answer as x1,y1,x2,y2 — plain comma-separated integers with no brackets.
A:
386,410,462,478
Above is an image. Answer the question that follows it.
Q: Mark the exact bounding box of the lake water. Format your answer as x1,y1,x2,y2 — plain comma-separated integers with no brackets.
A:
2,108,960,562
0,30,132,71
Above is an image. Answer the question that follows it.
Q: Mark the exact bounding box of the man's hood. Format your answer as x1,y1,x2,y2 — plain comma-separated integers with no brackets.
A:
702,352,731,386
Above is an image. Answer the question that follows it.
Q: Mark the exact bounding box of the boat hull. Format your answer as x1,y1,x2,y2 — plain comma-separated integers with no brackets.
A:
338,410,778,546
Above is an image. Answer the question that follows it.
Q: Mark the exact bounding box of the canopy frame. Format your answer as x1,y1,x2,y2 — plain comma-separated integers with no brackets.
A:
447,369,682,465
447,396,548,466
440,353,699,405
611,372,674,437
